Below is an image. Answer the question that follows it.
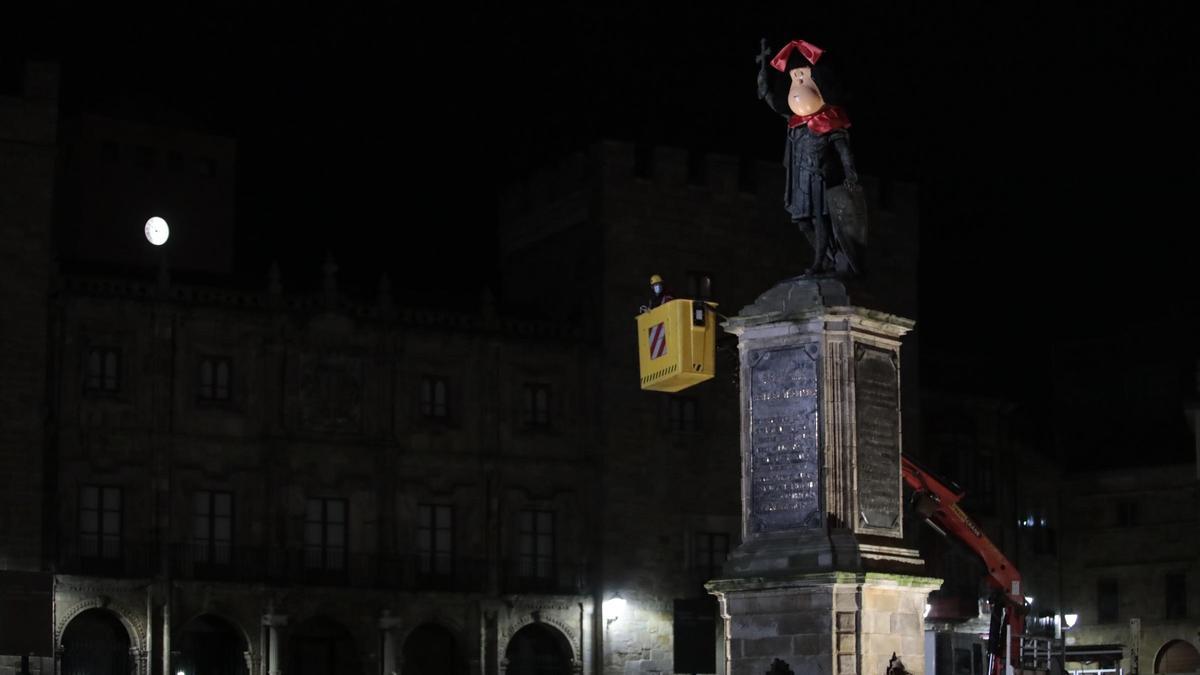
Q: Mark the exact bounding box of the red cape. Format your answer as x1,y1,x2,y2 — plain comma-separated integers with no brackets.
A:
787,105,852,134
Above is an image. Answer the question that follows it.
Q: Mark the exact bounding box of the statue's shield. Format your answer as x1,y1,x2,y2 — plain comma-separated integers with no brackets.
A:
827,184,868,274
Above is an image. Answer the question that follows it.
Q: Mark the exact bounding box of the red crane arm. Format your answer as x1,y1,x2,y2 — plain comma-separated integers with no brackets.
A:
901,455,1027,675
901,455,1022,598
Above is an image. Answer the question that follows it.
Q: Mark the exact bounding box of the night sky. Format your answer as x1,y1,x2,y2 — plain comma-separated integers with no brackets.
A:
6,3,1199,461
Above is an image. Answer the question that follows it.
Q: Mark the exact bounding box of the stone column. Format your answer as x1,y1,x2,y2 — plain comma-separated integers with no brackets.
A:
243,650,259,675
162,594,171,675
259,624,268,675
146,588,154,675
379,612,400,675
707,278,940,675
262,611,288,675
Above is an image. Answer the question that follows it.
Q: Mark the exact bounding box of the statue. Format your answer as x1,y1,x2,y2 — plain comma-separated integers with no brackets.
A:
757,38,867,277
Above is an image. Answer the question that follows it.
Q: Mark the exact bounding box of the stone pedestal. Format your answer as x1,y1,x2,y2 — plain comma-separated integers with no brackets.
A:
707,278,940,675
708,573,939,675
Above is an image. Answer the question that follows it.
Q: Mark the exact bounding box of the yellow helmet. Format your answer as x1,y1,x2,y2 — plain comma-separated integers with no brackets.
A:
649,274,663,285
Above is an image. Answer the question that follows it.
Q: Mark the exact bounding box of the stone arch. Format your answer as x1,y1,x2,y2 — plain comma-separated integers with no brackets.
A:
60,607,136,675
502,621,576,675
503,614,579,665
287,614,364,675
395,614,468,654
1155,640,1200,674
176,609,255,657
400,621,468,675
56,597,144,653
176,613,252,675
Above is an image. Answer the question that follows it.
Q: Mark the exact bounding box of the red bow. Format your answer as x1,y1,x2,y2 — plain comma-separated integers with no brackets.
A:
770,39,824,72
787,105,852,134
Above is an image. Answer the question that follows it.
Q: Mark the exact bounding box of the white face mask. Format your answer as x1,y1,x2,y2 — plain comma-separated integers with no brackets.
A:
652,284,662,294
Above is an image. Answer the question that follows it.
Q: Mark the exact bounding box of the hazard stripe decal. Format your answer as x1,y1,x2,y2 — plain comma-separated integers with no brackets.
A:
649,322,667,359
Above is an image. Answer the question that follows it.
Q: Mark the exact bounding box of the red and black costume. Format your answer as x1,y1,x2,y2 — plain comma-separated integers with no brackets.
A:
757,39,862,276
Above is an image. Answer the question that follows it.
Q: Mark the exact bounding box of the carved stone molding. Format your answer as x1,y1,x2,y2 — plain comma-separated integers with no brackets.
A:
499,609,580,665
55,595,145,652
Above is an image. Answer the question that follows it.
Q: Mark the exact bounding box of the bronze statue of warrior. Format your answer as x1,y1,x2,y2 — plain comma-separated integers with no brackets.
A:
757,38,867,277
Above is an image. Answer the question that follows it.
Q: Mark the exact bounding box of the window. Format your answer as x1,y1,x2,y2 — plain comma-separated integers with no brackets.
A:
80,486,121,559
685,271,713,300
304,498,347,571
193,491,232,565
693,532,729,578
669,397,699,433
518,510,555,579
198,356,232,402
420,376,449,419
1116,500,1140,527
1166,572,1187,619
1097,579,1119,623
167,150,184,172
85,347,120,393
523,384,550,428
417,504,453,576
953,648,973,675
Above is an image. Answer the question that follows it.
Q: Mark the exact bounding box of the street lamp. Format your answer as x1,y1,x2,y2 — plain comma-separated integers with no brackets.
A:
1064,613,1078,629
603,593,626,626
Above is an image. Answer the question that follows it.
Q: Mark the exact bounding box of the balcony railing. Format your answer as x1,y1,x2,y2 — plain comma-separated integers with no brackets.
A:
171,546,499,591
500,558,588,595
57,542,160,578
58,542,592,595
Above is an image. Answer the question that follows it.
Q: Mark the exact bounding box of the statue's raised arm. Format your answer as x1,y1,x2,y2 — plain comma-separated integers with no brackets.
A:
756,39,791,117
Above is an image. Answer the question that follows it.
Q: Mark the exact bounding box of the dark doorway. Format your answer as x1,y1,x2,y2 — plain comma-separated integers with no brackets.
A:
61,608,131,675
402,623,466,675
177,614,248,675
287,616,362,675
504,624,570,675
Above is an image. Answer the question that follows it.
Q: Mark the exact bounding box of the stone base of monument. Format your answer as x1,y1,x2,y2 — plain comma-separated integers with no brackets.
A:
722,530,927,578
708,572,941,675
708,277,942,675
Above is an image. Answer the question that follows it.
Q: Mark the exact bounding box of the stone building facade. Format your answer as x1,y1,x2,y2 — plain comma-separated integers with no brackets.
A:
1,60,928,674
915,387,1200,675
1060,463,1200,675
44,270,598,675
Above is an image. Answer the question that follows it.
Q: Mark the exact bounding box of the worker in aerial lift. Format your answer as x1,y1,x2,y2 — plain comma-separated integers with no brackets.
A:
639,274,674,313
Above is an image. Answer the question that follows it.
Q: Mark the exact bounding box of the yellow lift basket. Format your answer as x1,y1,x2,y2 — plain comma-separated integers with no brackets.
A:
636,298,718,392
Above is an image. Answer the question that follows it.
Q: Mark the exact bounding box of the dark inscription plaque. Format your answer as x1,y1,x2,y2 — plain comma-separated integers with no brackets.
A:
748,346,821,533
854,344,901,533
